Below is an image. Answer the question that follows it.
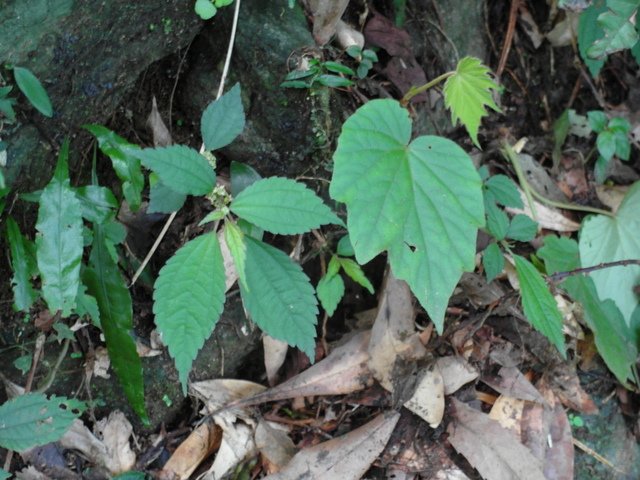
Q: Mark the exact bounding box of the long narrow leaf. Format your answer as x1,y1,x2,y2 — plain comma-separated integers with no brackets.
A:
6,217,38,311
84,225,148,423
13,67,53,117
35,142,83,317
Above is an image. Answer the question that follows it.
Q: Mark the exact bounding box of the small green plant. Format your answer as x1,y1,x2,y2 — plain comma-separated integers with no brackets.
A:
345,46,379,79
194,0,234,20
587,110,631,182
281,57,356,89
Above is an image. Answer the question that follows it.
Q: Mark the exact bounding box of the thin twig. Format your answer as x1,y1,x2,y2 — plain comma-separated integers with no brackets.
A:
496,0,520,79
573,438,628,475
548,259,640,283
130,0,242,287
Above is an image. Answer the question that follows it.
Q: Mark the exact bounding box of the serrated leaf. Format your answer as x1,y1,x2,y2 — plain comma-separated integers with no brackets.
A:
231,161,262,197
240,236,318,360
316,272,345,316
484,174,523,208
578,3,607,76
131,145,215,196
514,255,566,357
587,0,640,58
6,217,38,312
148,180,186,213
154,233,226,394
75,185,118,224
0,393,84,451
84,125,144,211
224,221,248,290
84,225,148,423
36,142,83,317
330,99,484,331
539,235,638,385
442,57,500,147
506,214,538,241
201,83,245,151
231,177,343,234
579,181,640,325
483,242,504,283
485,201,509,240
338,257,374,293
13,67,53,117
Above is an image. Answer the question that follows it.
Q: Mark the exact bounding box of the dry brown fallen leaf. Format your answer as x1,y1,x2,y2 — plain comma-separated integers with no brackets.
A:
147,96,172,147
158,422,222,480
482,366,546,404
436,356,479,395
489,395,525,436
263,411,400,480
448,398,546,480
255,419,297,474
214,330,374,412
263,335,289,386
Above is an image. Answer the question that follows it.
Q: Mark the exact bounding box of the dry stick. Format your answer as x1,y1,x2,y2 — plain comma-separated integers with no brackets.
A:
496,0,520,79
573,438,628,475
548,259,640,283
130,0,242,288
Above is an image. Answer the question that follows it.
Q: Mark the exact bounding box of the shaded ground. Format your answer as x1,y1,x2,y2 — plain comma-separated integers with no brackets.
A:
1,0,639,478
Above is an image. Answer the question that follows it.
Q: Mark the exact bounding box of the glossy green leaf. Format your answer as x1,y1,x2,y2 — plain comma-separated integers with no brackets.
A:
587,0,639,58
442,57,501,146
578,2,607,76
539,235,637,385
316,74,354,88
224,221,248,290
36,142,83,317
201,83,245,151
484,174,523,208
75,185,118,224
84,224,148,423
323,61,355,76
597,129,616,161
6,217,38,312
580,181,640,324
231,161,262,197
195,0,217,19
13,67,53,117
148,180,186,214
337,257,374,293
330,99,484,331
483,242,504,283
514,255,566,357
587,110,608,132
506,214,538,242
241,236,318,360
214,0,234,7
131,145,215,196
485,202,509,240
316,272,345,316
153,233,226,394
231,177,343,234
84,125,144,211
613,129,631,160
0,393,85,451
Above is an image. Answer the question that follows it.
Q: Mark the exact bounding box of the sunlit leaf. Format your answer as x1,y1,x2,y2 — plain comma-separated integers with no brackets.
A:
442,57,500,147
330,99,484,332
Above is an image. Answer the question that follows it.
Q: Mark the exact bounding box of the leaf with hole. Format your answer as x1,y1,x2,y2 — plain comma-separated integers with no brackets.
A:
13,66,53,117
442,57,500,147
240,236,318,360
330,99,484,332
0,393,85,452
153,233,226,394
231,177,343,234
201,83,245,151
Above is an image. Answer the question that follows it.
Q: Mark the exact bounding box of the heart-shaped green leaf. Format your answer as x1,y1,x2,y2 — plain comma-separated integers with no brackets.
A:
330,99,485,331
